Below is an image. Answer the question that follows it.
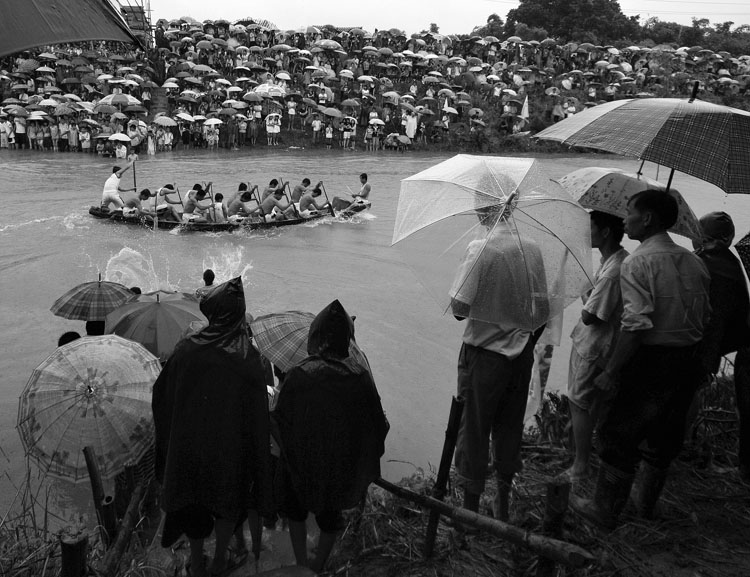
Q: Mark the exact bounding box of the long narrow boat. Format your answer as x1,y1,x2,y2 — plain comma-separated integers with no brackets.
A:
88,206,327,231
88,198,371,232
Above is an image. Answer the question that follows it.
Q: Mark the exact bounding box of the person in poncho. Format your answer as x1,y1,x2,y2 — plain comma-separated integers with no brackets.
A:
274,299,388,573
153,277,272,577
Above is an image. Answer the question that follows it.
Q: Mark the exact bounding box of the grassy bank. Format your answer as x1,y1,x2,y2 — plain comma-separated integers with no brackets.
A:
2,370,748,577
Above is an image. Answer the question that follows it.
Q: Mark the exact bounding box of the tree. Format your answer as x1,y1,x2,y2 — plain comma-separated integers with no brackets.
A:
472,13,505,38
504,0,641,43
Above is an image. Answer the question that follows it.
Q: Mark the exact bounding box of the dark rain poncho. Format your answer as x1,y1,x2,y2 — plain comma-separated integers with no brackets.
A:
274,300,389,514
152,277,273,525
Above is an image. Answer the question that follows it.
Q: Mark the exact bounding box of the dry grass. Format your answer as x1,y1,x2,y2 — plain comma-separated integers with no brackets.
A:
325,378,750,577
3,367,748,577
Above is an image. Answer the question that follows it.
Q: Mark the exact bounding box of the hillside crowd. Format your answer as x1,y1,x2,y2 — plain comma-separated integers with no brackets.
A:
1,16,749,155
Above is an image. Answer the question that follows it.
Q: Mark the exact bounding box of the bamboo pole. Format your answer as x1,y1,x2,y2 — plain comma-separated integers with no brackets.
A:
374,478,594,568
83,447,116,548
96,482,146,577
423,395,464,558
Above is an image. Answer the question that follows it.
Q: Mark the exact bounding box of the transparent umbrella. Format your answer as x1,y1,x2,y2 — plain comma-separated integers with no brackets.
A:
392,155,594,331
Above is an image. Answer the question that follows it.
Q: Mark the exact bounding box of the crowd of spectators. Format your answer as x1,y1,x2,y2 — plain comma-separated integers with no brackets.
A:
1,16,749,155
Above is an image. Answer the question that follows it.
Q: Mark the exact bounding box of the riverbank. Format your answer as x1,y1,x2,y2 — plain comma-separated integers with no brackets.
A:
3,380,748,577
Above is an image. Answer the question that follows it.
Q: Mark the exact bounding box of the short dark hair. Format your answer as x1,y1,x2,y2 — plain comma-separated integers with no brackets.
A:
130,286,142,294
590,210,625,244
215,193,223,201
203,269,215,285
85,320,105,336
302,178,310,186
360,173,368,181
139,188,151,199
269,179,278,186
113,166,121,173
630,189,679,230
240,191,253,201
58,331,81,347
238,182,248,191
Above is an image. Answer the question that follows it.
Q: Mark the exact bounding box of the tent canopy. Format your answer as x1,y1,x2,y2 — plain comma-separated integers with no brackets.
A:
1,0,141,58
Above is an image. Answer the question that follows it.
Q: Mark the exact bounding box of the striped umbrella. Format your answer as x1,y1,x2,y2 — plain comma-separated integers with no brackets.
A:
534,97,750,195
17,335,161,482
250,311,367,373
50,274,133,321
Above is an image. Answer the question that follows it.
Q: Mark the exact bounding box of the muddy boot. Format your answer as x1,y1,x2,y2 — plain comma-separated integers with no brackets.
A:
631,462,668,519
570,462,634,531
492,474,514,522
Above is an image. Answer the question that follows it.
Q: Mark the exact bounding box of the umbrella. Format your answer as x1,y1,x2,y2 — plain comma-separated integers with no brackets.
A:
204,118,223,125
50,275,133,321
534,98,750,195
154,116,178,127
556,167,702,240
17,335,161,482
105,290,206,362
250,311,368,373
391,155,594,330
108,133,132,143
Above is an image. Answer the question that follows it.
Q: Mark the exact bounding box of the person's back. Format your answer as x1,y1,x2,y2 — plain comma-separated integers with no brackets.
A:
275,299,387,572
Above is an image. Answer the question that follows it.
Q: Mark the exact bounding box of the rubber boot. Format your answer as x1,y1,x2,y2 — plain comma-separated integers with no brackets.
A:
631,462,668,519
570,462,634,531
493,473,514,522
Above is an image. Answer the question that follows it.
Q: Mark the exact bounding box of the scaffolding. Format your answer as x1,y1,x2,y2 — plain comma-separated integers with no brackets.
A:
113,0,153,47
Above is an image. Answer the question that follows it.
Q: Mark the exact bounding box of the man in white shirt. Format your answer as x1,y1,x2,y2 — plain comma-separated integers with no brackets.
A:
450,206,548,522
101,159,136,210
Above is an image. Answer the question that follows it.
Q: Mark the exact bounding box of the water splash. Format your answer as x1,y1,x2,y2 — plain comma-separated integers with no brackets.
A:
104,248,174,292
102,245,254,293
201,246,254,287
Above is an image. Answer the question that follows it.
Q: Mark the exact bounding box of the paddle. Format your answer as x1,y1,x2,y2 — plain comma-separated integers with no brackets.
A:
279,178,301,219
320,182,336,217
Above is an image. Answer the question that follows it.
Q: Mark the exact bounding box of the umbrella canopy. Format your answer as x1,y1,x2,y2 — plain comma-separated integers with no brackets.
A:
534,98,750,195
105,290,206,362
50,276,133,321
392,155,593,330
250,311,368,373
17,335,161,482
108,132,132,142
556,167,702,240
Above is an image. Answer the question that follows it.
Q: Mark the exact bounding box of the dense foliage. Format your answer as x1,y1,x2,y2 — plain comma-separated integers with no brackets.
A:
471,3,750,54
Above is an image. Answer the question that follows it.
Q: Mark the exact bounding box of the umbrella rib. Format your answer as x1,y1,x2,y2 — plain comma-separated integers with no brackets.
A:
31,392,91,479
513,208,595,287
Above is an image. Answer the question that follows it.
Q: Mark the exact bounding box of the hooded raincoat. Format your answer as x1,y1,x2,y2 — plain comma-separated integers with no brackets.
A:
274,299,388,515
153,277,273,539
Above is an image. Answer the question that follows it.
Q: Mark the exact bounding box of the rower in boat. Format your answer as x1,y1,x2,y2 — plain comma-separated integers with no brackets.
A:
157,184,185,222
298,185,330,218
331,173,372,213
253,188,297,222
122,188,157,218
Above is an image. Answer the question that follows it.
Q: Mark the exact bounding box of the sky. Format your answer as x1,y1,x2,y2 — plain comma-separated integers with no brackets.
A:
143,0,750,36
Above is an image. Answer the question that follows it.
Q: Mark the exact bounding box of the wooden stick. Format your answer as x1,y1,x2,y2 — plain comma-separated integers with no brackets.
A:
83,446,112,546
96,482,146,577
536,479,571,577
100,495,118,548
60,534,88,577
423,395,464,558
374,478,594,568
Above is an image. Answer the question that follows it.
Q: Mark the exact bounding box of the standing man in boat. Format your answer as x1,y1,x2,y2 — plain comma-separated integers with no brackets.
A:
101,157,137,210
332,173,372,213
